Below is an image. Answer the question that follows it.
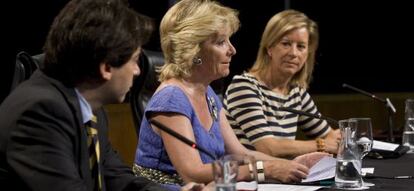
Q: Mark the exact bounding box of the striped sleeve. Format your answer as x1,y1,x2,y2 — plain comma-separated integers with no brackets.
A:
297,89,330,138
224,76,276,144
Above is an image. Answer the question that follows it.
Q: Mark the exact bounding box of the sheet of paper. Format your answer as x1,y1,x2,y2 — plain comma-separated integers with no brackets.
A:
302,156,336,183
361,167,375,176
373,140,399,151
236,182,322,191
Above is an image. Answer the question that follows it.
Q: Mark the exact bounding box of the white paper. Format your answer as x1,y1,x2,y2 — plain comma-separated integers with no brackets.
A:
361,167,375,176
302,156,336,183
372,140,399,151
236,182,322,191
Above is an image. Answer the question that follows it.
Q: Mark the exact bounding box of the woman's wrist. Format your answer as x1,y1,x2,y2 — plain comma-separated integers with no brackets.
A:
315,138,326,152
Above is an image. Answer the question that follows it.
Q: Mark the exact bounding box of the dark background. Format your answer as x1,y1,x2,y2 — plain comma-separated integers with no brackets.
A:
2,0,413,103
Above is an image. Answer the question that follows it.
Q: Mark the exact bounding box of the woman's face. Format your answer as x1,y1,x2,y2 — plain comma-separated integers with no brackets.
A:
198,27,236,81
267,27,309,77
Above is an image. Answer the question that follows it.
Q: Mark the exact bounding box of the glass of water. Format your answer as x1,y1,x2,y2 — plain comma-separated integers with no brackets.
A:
349,118,374,188
349,118,373,159
335,119,364,190
212,154,258,191
403,99,414,153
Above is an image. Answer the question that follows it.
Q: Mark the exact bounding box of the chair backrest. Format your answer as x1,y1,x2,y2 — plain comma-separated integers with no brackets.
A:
11,51,44,92
129,49,164,136
11,51,109,128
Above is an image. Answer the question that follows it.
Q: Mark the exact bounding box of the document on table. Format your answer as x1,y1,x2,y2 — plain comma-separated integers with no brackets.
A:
236,182,322,191
372,140,399,151
302,156,336,183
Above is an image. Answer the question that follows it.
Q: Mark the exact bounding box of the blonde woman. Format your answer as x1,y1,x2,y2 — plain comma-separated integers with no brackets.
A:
224,10,340,159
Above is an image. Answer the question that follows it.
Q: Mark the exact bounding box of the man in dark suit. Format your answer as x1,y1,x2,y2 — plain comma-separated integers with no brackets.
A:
0,0,165,190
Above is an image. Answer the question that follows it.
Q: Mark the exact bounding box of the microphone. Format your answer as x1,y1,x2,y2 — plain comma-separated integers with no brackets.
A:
342,83,396,142
342,83,396,113
149,119,217,160
277,106,339,127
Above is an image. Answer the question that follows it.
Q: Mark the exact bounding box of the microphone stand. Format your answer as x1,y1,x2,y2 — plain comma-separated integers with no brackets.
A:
149,119,217,160
343,83,396,142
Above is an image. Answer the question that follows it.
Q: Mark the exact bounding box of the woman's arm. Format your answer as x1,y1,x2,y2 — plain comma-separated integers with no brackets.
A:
219,110,311,183
254,138,320,158
150,113,214,184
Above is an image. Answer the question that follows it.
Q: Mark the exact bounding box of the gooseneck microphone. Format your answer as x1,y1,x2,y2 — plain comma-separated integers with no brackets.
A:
342,83,396,113
342,83,396,142
149,119,217,160
343,83,385,102
277,106,339,127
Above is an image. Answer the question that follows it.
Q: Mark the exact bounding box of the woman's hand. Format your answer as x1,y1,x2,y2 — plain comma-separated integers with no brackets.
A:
293,152,331,168
264,159,309,183
325,128,341,154
181,182,215,191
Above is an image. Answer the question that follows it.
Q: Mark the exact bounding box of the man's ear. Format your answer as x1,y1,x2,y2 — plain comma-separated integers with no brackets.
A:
100,62,112,80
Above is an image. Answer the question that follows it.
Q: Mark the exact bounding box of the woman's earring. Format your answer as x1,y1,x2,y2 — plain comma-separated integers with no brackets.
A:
193,57,202,65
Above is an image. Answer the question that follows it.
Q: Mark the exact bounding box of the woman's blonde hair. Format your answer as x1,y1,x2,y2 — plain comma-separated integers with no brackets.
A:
249,9,319,89
158,0,239,81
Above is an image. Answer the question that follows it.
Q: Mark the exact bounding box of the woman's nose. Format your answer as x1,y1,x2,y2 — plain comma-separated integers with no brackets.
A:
288,45,299,56
229,42,236,56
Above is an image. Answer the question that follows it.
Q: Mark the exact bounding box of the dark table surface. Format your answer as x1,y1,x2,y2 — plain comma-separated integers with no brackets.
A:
322,153,414,190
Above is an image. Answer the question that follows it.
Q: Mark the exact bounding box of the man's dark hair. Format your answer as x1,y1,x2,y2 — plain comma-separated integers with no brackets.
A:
42,0,153,86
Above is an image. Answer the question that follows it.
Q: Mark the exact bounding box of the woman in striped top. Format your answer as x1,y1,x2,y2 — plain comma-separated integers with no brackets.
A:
224,10,340,159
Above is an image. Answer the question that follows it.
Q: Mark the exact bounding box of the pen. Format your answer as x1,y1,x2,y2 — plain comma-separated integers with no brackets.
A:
365,175,413,179
299,180,335,186
393,176,413,179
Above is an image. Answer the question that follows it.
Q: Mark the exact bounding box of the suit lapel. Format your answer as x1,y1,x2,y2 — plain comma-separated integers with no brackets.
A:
35,71,90,182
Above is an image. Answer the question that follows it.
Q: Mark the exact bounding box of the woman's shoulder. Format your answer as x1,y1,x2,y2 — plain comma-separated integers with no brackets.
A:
155,85,184,97
229,73,261,89
231,72,258,82
291,85,308,94
147,85,190,110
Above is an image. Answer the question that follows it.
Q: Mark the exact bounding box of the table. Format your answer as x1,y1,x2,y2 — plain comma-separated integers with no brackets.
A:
323,153,414,190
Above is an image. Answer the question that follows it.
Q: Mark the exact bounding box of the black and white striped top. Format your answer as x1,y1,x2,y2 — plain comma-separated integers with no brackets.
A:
223,73,330,150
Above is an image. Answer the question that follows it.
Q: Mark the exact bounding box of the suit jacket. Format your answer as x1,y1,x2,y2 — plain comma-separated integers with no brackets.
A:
0,70,165,191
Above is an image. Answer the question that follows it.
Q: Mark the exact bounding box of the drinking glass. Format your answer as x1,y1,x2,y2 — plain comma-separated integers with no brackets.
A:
403,99,414,153
349,118,374,188
212,154,258,191
349,118,373,159
335,119,365,190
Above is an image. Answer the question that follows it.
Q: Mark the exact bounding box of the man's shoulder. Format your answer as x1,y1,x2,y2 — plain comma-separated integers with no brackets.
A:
0,71,78,125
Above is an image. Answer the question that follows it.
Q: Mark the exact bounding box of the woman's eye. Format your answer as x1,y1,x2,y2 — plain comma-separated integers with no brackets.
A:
281,41,290,47
217,40,225,45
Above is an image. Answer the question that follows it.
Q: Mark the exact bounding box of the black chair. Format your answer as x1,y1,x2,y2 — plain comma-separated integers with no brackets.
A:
11,51,108,126
10,51,44,92
129,49,164,136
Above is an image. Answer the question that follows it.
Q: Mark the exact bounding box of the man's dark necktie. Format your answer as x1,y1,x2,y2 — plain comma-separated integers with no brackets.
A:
85,115,103,191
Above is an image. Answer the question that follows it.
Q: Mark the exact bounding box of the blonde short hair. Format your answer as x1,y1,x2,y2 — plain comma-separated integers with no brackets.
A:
249,9,319,89
158,0,239,81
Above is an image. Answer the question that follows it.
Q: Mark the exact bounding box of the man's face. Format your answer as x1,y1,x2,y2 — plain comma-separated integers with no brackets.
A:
104,48,141,103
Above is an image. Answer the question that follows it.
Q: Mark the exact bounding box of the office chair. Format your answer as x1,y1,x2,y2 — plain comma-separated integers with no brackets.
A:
11,51,108,127
129,49,164,136
10,51,43,92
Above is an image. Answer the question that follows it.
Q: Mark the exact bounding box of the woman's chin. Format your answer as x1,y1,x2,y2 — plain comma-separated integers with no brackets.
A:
221,70,230,78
